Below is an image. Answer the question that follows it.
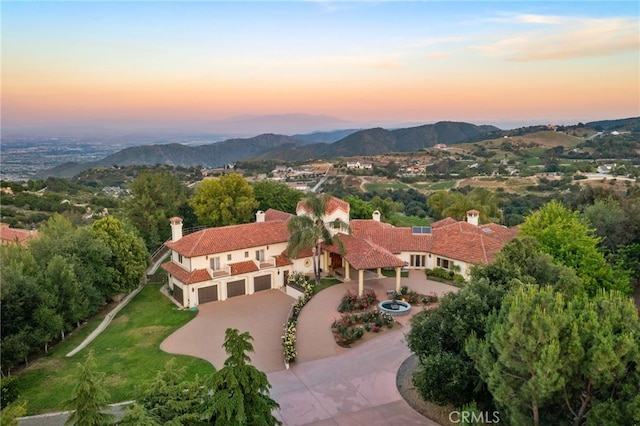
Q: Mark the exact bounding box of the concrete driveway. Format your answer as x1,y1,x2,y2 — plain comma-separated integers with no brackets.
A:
161,289,295,373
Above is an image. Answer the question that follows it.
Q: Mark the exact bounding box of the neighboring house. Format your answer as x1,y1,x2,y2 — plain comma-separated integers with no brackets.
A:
163,197,518,308
346,161,372,169
0,223,39,245
597,164,615,174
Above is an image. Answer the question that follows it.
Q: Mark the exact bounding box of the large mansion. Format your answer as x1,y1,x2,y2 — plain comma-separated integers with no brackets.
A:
163,196,518,308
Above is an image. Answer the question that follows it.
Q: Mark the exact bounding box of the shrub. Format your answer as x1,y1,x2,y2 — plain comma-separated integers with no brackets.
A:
337,289,378,313
0,376,19,409
283,272,315,363
331,311,395,346
282,320,297,363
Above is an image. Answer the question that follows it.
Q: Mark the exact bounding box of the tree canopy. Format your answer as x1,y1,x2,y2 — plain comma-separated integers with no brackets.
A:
202,328,281,426
427,188,503,223
252,180,302,214
519,200,631,295
124,170,190,251
189,174,259,227
466,286,639,426
64,350,114,426
91,216,148,297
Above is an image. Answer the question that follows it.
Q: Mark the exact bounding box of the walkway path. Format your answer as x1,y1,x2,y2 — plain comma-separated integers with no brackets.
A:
65,255,166,357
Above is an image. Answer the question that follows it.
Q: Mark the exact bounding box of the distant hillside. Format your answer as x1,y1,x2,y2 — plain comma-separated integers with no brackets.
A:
258,121,502,160
35,121,504,178
585,117,640,131
292,129,362,143
35,134,306,178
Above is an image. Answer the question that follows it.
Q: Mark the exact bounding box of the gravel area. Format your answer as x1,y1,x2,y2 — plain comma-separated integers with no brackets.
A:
396,354,431,417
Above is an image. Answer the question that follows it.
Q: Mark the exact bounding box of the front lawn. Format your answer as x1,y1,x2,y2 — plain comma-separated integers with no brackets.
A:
380,268,409,278
313,276,343,294
15,282,214,415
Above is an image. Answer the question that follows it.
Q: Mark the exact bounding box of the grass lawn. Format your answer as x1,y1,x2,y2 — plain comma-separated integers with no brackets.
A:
388,213,431,227
364,182,409,192
381,269,409,278
313,277,343,294
414,181,456,191
16,282,214,415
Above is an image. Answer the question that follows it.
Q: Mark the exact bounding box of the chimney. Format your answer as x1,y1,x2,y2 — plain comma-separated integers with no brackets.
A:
372,210,381,222
256,210,265,223
170,217,183,242
466,210,479,226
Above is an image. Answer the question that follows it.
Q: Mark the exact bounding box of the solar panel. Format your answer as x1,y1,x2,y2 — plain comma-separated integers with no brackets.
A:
412,226,432,234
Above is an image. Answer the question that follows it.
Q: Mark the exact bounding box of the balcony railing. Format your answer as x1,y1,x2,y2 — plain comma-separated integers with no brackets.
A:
259,258,276,269
211,265,231,278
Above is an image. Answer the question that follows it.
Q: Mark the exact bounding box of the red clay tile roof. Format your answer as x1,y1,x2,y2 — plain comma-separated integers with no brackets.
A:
352,218,518,265
230,260,259,275
166,221,290,257
296,195,350,216
265,209,293,222
350,220,429,253
0,225,39,245
324,234,406,270
274,254,294,267
280,246,314,260
431,217,458,228
162,261,211,284
427,220,518,264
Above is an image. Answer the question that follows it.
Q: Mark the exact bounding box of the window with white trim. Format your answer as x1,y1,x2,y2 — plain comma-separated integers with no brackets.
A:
210,257,221,271
255,249,265,262
437,258,451,270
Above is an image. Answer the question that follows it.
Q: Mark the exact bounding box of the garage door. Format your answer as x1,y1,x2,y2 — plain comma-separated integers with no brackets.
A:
198,285,218,304
173,285,184,306
254,274,271,292
227,279,246,298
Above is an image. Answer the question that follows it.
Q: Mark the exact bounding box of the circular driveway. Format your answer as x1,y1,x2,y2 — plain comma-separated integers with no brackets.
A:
161,289,295,373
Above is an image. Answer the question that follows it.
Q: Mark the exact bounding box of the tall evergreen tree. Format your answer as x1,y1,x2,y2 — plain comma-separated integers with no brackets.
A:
466,286,640,426
202,328,281,426
64,350,114,426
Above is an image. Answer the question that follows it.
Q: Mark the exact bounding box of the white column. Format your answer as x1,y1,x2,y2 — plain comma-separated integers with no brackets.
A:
377,267,384,278
358,269,364,296
345,261,351,281
395,267,402,293
221,280,228,301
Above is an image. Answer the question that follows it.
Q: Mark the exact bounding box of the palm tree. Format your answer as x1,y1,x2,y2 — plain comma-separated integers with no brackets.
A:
286,194,349,284
428,188,503,224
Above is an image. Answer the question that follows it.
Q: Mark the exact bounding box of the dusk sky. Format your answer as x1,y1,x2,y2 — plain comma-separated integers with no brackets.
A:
2,1,639,133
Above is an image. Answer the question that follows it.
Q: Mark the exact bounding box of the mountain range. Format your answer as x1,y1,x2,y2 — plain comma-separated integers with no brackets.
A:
35,121,502,178
33,117,638,179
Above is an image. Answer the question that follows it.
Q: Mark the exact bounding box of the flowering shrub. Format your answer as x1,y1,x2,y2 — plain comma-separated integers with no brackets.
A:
282,271,315,364
337,289,378,313
282,320,297,363
392,288,439,305
287,271,313,293
331,310,395,346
